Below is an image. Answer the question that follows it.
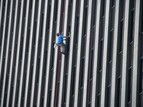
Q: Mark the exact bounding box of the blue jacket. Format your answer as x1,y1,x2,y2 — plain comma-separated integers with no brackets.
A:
57,35,64,44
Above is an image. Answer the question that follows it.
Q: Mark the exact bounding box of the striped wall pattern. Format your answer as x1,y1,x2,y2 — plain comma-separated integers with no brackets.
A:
0,0,143,107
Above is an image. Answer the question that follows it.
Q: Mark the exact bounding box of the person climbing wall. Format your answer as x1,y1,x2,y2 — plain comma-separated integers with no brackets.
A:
55,32,70,54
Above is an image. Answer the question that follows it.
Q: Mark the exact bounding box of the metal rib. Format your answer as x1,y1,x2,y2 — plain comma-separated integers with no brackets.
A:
5,0,19,106
11,0,25,106
17,0,30,106
0,0,8,80
91,0,102,106
74,0,84,106
65,0,77,106
120,0,130,107
100,0,110,106
23,0,36,107
58,0,69,106
132,0,140,107
0,0,3,27
30,0,42,106
82,0,93,106
48,0,62,107
44,0,55,107
36,0,49,106
0,0,14,106
110,0,120,107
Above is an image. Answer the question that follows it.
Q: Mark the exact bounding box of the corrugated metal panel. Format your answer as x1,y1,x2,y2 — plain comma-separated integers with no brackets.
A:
11,0,25,106
65,0,77,106
110,0,120,107
82,0,93,106
74,0,84,106
120,0,130,107
36,0,48,106
17,0,30,106
132,0,140,107
58,0,68,106
0,0,143,107
0,0,8,80
0,0,3,27
43,0,61,106
6,0,19,106
100,0,110,106
91,0,101,106
1,0,15,107
23,0,36,106
29,0,42,106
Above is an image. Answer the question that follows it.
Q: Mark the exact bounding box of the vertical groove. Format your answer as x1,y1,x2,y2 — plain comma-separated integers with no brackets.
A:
47,0,62,107
0,0,2,64
74,0,84,106
100,0,110,106
0,0,142,107
0,0,8,80
57,0,69,106
11,0,25,106
82,0,93,107
110,0,120,107
120,0,130,107
0,0,14,106
36,0,49,106
17,0,30,106
91,0,102,106
5,0,19,106
0,0,3,26
132,0,140,107
30,0,42,106
65,0,77,106
44,0,55,106
23,0,36,107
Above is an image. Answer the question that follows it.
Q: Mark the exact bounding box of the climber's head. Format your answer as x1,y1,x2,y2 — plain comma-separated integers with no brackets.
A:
56,33,60,37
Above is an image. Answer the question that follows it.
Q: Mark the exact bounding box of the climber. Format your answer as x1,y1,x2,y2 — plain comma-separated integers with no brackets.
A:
56,33,70,47
54,33,70,54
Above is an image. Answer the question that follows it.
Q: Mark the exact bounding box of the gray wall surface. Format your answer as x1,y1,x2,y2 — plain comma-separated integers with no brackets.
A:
0,0,143,107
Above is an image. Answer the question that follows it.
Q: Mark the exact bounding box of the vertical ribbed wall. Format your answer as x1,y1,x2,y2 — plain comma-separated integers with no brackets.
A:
0,0,143,107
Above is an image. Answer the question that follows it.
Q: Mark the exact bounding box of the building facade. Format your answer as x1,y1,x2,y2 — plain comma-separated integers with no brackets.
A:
0,0,143,107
